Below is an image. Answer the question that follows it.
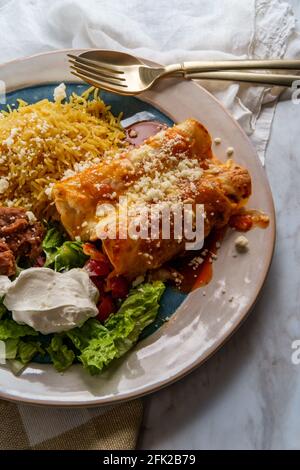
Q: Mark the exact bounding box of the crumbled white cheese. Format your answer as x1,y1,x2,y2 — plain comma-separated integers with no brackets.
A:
2,136,13,146
5,200,15,207
214,137,222,145
53,82,67,102
62,169,76,179
128,129,138,138
44,182,54,199
226,147,234,157
127,154,203,205
10,128,19,138
62,158,101,180
235,235,249,253
188,256,204,270
25,211,37,224
0,177,9,194
36,121,50,133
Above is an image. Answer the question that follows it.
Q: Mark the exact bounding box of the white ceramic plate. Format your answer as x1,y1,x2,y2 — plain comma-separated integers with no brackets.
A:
0,50,275,406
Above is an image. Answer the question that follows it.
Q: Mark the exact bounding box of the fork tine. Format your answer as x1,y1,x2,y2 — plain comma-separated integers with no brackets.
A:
67,54,124,75
69,60,126,82
70,65,127,87
71,71,128,91
71,71,130,95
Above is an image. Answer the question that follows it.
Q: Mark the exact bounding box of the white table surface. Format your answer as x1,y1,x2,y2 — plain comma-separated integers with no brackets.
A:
139,0,300,450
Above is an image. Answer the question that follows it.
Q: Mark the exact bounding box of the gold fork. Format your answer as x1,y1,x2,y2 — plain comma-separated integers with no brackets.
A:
68,50,300,95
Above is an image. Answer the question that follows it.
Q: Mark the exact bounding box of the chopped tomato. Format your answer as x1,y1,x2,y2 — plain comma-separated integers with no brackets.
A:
85,258,112,277
109,276,130,299
97,295,115,322
229,214,253,232
90,276,105,293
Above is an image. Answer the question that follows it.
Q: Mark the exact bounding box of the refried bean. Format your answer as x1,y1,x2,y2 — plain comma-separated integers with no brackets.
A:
0,207,44,276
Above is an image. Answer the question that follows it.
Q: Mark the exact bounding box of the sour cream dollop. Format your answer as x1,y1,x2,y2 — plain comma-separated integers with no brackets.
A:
3,268,99,334
0,275,11,296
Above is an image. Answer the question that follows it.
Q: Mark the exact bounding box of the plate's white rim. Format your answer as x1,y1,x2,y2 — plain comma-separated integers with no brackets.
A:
0,49,276,407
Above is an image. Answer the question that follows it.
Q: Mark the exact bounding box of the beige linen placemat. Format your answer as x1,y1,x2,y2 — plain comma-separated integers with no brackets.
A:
0,399,143,450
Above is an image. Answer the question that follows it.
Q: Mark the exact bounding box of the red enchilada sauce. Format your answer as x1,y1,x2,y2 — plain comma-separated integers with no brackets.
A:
124,120,270,294
229,210,269,232
169,210,269,294
169,228,227,294
125,120,167,145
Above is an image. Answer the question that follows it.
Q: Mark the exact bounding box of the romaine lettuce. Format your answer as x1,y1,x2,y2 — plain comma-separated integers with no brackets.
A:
4,338,19,360
42,225,66,251
43,226,88,271
43,225,66,266
18,340,44,364
0,318,42,368
105,281,165,358
66,281,165,375
1,336,43,366
47,335,75,372
0,297,7,320
53,241,88,272
0,318,38,340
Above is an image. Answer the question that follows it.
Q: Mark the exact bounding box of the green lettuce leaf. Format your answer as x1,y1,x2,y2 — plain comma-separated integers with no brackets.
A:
53,241,88,272
79,336,117,375
0,318,38,340
105,281,166,358
43,226,66,251
3,338,19,360
8,360,27,376
47,335,75,372
67,319,108,351
0,297,7,320
18,340,44,364
43,226,66,266
66,281,165,375
67,319,118,375
0,318,42,369
1,337,44,366
43,224,88,272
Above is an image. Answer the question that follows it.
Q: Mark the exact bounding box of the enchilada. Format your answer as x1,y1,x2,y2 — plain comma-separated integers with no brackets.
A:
53,119,251,279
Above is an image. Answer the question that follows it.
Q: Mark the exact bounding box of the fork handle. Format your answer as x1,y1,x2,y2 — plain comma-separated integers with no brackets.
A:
183,71,299,87
177,59,300,72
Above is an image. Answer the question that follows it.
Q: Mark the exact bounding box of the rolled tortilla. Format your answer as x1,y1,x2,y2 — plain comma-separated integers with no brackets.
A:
53,119,251,279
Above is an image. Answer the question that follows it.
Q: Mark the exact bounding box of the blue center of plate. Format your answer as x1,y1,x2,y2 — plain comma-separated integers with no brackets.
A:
2,83,187,358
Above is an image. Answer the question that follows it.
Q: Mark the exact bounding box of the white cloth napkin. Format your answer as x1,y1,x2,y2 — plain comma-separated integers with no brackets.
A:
0,0,299,446
0,0,299,163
